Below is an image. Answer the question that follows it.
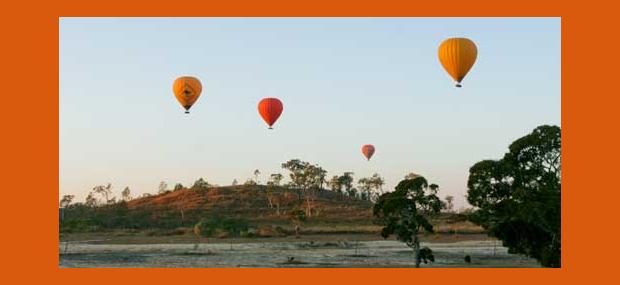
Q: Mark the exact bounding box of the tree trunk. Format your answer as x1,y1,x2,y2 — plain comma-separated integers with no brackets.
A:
305,197,313,218
413,235,421,268
267,195,273,209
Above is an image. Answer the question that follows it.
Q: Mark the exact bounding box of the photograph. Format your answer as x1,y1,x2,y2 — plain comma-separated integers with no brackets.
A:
59,17,561,268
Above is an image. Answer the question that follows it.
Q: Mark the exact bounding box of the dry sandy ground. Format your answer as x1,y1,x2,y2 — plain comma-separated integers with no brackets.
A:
59,234,540,268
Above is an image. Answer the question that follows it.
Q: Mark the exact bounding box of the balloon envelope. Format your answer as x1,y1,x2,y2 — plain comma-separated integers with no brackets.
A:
361,144,375,161
258,98,283,129
438,38,478,87
173,76,202,113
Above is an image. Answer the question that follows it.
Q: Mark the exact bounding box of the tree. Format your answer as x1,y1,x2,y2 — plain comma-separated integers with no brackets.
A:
281,159,311,195
173,183,184,191
290,209,307,238
429,184,445,210
467,125,561,267
92,183,113,204
358,178,372,200
337,172,356,198
158,181,168,194
267,173,283,186
310,166,327,191
444,195,454,212
265,173,283,211
59,195,74,208
328,175,343,194
281,159,327,217
121,187,132,201
232,179,238,186
85,192,97,207
178,191,189,223
405,172,421,180
370,173,385,190
358,173,385,201
253,169,261,184
374,176,443,267
192,177,210,191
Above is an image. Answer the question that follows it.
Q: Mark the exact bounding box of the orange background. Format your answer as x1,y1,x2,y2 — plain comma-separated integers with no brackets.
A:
0,0,617,283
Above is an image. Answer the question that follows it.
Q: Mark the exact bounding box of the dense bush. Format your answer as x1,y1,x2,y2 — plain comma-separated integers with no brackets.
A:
194,217,249,238
60,202,198,232
467,125,561,267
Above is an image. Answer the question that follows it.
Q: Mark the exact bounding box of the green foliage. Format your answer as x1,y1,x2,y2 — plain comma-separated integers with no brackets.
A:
327,175,343,193
289,209,307,223
194,217,249,238
92,183,113,204
467,125,561,267
60,218,92,233
244,179,258,186
173,183,184,191
267,173,284,186
281,159,327,199
59,195,74,208
373,176,442,267
404,172,421,180
191,178,210,191
281,160,327,190
358,173,385,201
60,200,189,232
374,177,442,242
121,187,132,201
328,172,357,198
339,172,355,194
85,193,97,207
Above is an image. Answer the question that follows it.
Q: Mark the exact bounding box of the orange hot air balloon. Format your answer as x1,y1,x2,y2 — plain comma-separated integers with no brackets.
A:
438,38,478,87
258,98,283,129
361,144,375,161
173,76,202,114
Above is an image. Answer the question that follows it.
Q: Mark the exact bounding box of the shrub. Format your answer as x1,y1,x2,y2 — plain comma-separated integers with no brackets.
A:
195,217,249,238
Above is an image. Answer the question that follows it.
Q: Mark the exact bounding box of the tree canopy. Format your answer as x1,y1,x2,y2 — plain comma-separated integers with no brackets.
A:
467,125,561,267
373,176,442,267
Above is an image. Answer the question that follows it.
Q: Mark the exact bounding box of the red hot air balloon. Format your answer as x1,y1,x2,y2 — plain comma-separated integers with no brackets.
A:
361,144,375,161
258,98,283,129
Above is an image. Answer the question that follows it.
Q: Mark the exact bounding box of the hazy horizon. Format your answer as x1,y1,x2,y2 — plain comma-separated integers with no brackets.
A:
60,17,560,209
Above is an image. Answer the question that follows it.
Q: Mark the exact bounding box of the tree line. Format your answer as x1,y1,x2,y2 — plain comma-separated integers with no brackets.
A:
59,125,560,268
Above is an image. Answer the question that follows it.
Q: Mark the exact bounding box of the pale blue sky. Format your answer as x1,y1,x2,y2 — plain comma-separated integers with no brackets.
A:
60,17,560,208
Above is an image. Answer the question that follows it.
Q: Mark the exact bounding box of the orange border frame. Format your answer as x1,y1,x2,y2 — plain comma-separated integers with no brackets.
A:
1,0,616,283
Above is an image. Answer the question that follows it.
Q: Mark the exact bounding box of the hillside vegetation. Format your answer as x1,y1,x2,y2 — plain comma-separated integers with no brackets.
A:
60,185,480,238
128,185,374,225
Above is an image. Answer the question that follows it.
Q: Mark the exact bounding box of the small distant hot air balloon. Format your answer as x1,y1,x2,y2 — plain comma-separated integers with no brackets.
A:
258,98,283,129
173,76,202,114
361,144,375,161
438,38,478,87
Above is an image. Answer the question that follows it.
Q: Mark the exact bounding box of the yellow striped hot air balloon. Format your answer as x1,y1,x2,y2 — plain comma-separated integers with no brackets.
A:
173,76,202,114
438,38,478,88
